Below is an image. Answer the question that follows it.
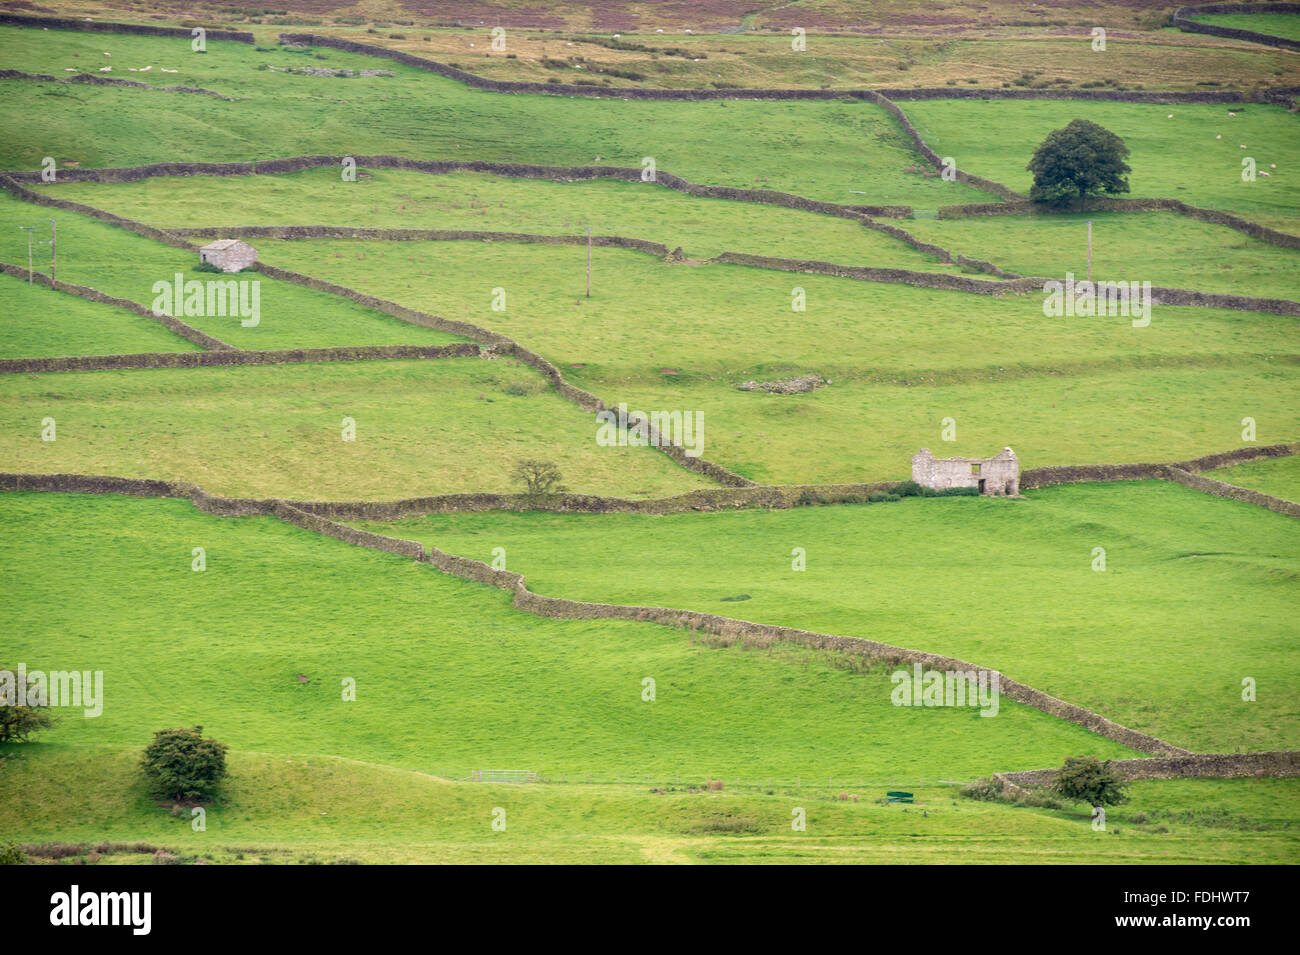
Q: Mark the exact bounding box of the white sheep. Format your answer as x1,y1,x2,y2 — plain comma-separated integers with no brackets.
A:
99,66,111,72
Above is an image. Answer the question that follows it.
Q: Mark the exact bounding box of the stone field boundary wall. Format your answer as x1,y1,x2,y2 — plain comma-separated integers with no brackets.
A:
1166,466,1300,516
937,197,1300,251
4,154,912,220
0,68,233,99
1020,441,1300,488
0,469,1192,758
1173,3,1300,52
172,225,673,256
0,13,254,42
999,751,1300,788
0,261,232,351
711,251,1300,315
0,342,480,375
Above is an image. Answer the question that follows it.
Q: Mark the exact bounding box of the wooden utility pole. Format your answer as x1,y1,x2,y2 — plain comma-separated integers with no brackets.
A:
1087,219,1093,283
18,226,34,283
585,226,592,298
49,219,56,284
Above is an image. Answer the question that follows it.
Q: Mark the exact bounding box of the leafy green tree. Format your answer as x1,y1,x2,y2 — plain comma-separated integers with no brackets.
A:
511,459,567,499
0,667,56,743
140,725,229,802
1027,119,1131,204
1052,755,1130,808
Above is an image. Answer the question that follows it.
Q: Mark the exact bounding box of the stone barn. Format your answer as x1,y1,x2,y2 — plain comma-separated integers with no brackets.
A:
198,239,257,273
912,447,1019,496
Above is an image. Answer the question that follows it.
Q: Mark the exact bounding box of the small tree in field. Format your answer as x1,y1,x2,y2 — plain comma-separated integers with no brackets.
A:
140,725,228,802
512,459,567,499
1052,755,1129,808
1027,118,1131,205
0,666,56,744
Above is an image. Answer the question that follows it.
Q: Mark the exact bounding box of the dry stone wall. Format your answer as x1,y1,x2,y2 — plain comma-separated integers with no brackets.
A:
1173,4,1300,51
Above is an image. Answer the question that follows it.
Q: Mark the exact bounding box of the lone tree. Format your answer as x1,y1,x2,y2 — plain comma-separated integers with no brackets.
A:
1027,118,1131,205
140,725,228,802
1051,755,1129,808
512,459,567,499
0,667,56,744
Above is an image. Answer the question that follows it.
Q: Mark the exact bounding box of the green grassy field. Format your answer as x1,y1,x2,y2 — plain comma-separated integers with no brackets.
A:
0,492,1135,782
1210,454,1300,502
1192,13,1300,44
0,193,464,351
358,481,1300,753
0,27,991,206
905,210,1300,300
254,239,1299,482
2,15,1297,868
0,272,199,358
3,749,1294,864
903,99,1300,225
44,168,958,269
0,360,705,499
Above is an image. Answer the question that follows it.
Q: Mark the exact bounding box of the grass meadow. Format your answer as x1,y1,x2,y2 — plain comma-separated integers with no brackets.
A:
0,193,465,351
902,99,1300,226
255,239,1299,482
905,210,1300,300
0,360,706,499
0,27,990,206
46,168,958,269
3,749,1294,864
0,271,200,358
1211,454,1300,502
0,491,1135,782
356,480,1300,753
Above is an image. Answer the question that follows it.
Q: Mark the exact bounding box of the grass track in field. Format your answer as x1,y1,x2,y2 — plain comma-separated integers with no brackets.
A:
0,360,706,499
358,481,1300,753
0,491,1134,782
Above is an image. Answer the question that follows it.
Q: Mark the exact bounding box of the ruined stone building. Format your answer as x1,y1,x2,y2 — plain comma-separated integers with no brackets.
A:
198,239,258,273
912,447,1019,496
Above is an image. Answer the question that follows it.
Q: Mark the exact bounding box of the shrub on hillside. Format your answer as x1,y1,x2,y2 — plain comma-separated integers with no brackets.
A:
511,459,567,499
1052,755,1130,808
139,725,229,802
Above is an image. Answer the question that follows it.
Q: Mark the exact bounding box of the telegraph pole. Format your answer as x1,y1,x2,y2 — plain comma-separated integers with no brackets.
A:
49,219,56,284
18,226,34,283
585,226,591,298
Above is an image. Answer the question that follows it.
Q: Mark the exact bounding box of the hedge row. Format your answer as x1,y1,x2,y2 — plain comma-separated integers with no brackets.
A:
0,343,481,375
0,68,232,99
1000,751,1300,788
937,197,1300,251
0,260,232,351
1173,3,1300,52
